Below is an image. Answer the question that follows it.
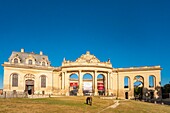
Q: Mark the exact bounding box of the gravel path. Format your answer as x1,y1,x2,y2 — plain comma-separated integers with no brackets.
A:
98,100,120,113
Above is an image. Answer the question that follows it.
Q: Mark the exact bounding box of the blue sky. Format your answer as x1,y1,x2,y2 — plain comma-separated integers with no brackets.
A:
0,0,170,88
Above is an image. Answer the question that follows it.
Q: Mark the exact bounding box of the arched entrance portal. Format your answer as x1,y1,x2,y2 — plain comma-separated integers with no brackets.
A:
134,75,144,100
97,74,105,95
25,80,34,95
69,74,79,96
83,74,93,96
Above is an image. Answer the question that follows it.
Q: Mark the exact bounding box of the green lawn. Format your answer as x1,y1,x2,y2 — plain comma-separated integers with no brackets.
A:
0,97,170,113
104,100,170,113
0,96,114,113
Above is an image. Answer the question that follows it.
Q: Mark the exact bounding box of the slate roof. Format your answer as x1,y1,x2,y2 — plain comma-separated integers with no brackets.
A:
8,51,51,66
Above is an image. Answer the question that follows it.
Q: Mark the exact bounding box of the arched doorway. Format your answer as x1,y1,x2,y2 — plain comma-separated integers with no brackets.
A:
134,75,144,100
97,74,105,95
125,92,128,99
69,74,79,96
25,80,34,95
124,76,130,99
83,74,93,96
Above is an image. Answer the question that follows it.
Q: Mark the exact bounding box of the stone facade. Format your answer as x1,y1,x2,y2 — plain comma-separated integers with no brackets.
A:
2,49,162,99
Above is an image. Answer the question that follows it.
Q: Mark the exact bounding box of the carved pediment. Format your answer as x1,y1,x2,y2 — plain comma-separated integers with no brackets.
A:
75,51,100,63
24,74,35,79
62,51,112,67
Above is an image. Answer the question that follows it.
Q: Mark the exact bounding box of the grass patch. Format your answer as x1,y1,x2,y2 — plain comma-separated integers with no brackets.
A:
0,97,114,113
1,97,169,113
104,100,170,113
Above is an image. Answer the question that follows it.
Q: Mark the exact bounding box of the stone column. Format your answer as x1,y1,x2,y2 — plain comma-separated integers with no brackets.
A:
108,72,111,95
143,75,148,99
111,74,114,90
94,70,98,96
107,72,109,96
130,76,134,98
108,72,111,89
92,72,95,92
78,70,83,96
59,75,61,89
105,73,108,96
65,72,70,96
116,71,119,99
61,72,65,90
155,73,162,99
108,72,112,95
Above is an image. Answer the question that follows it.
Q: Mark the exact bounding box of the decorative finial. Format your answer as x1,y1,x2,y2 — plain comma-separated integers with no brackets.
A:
21,48,24,52
40,51,43,55
107,58,110,63
63,57,66,62
86,51,90,55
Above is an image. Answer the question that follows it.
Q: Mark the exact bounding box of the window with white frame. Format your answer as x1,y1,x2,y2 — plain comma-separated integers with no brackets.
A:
28,59,32,65
14,58,18,64
41,75,46,88
12,74,18,87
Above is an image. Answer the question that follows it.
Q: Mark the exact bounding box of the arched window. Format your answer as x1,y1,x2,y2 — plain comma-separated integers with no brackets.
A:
134,75,144,98
42,61,45,66
14,58,18,64
83,74,93,95
12,74,18,87
149,75,155,88
97,74,105,96
41,75,46,88
69,74,79,96
124,76,130,88
28,59,32,65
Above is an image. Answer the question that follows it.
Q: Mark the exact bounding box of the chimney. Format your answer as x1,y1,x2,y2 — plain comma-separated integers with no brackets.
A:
21,48,24,52
40,51,43,55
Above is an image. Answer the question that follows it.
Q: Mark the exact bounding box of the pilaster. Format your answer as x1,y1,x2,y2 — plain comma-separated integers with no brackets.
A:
61,72,65,90
94,70,98,96
143,75,148,99
130,76,134,98
65,71,70,96
105,73,108,96
78,70,83,96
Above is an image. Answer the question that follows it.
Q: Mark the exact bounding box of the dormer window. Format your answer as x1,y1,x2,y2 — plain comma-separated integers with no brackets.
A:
42,61,45,66
28,59,32,65
12,57,21,64
14,58,18,64
26,54,35,65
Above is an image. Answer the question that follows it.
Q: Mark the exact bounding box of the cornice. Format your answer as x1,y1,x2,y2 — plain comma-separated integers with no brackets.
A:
2,63,54,71
113,66,162,72
2,63,162,73
61,65,113,69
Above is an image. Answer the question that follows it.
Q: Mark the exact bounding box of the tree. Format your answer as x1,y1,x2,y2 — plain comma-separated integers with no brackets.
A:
134,87,142,96
162,84,170,93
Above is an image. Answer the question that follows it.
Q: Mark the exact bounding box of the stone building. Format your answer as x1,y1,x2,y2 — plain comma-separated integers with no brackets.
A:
2,49,162,99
